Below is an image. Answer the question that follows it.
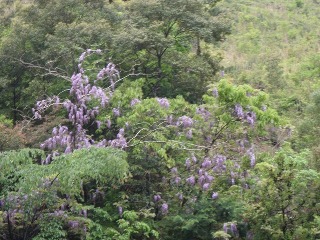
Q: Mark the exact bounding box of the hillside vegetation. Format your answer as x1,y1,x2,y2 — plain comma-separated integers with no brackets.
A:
0,0,320,239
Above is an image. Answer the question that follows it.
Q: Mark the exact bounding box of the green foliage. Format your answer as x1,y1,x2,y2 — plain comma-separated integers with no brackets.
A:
212,230,231,240
104,210,159,240
0,148,44,192
295,88,320,149
96,78,281,239
33,215,67,240
0,147,128,239
107,0,230,101
17,147,128,197
0,115,26,151
244,148,320,239
2,1,320,239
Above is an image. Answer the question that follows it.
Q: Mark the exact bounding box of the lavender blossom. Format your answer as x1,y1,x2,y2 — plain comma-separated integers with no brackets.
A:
177,116,193,128
196,107,211,120
167,115,173,125
65,146,72,154
36,52,120,154
171,167,178,174
43,154,51,165
0,199,4,208
156,98,170,108
230,223,238,236
174,177,181,184
53,210,66,217
198,175,206,186
185,158,191,169
201,158,212,169
118,206,123,216
212,155,227,172
106,119,111,128
186,176,195,186
113,108,120,117
231,178,235,185
161,203,168,215
130,98,141,106
34,111,42,119
96,63,119,82
79,52,86,62
246,111,256,126
176,193,183,201
206,175,214,183
202,183,210,191
191,154,197,163
186,129,193,139
109,131,127,148
68,220,79,229
247,147,256,167
81,209,87,218
223,223,228,233
212,192,219,199
235,104,244,118
212,88,219,98
153,194,161,202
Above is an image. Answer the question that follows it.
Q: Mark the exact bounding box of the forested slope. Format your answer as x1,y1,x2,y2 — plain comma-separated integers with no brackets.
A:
220,0,320,149
0,0,319,239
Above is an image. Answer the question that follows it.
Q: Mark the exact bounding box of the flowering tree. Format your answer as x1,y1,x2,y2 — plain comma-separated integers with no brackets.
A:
113,79,281,238
1,50,283,239
33,50,122,159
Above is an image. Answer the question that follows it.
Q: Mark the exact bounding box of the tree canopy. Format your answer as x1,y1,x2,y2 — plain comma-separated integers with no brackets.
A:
1,0,320,239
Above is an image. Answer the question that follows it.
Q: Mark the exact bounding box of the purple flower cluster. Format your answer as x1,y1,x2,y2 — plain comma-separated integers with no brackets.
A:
233,104,257,126
68,220,80,229
96,62,119,91
52,210,67,218
196,107,211,120
198,168,214,190
247,147,256,167
234,104,244,118
40,125,77,155
130,98,141,107
78,49,101,63
185,158,191,169
112,108,121,117
166,115,173,125
186,129,193,139
171,154,226,200
156,97,170,108
161,203,168,215
34,50,129,155
186,176,196,186
212,155,227,173
177,115,193,128
223,222,239,237
33,96,60,119
176,192,183,201
109,128,127,149
118,206,123,216
201,157,212,169
171,167,178,174
211,192,218,199
246,111,256,126
154,194,161,202
212,88,219,98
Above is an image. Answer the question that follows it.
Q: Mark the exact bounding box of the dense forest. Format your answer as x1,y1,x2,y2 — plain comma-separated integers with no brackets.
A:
0,0,319,239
